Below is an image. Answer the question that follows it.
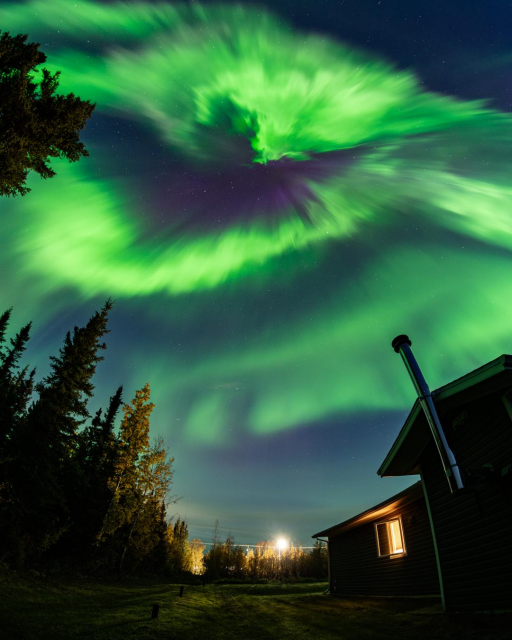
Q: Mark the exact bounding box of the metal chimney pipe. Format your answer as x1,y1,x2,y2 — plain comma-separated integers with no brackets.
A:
391,335,464,493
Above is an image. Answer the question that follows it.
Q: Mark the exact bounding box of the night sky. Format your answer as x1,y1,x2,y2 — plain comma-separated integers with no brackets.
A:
2,0,512,546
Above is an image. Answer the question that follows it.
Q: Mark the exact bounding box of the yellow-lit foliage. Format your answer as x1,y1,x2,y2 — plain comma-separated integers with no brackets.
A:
189,539,206,575
205,535,327,580
98,383,157,541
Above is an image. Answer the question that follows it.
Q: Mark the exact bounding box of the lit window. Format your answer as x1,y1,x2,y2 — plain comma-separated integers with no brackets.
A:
375,518,406,557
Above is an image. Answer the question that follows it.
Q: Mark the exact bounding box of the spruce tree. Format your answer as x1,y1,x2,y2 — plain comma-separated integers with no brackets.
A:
0,309,34,452
77,385,123,488
31,300,112,447
0,31,95,196
167,517,191,575
5,301,113,563
69,386,123,559
147,501,173,573
0,309,35,551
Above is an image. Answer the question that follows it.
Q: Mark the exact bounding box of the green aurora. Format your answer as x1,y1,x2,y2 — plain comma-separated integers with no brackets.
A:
2,0,512,448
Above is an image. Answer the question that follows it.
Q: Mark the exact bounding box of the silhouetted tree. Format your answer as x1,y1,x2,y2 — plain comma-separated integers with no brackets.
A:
308,539,328,579
78,386,123,487
0,309,34,451
142,501,170,573
0,31,95,197
205,518,222,578
166,517,191,573
0,309,35,545
68,386,124,558
3,302,112,564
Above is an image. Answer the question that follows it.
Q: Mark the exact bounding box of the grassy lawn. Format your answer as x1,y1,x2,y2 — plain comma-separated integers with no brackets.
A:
1,575,511,639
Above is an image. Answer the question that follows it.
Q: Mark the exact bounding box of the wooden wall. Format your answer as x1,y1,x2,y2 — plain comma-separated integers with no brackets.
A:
420,386,512,611
328,497,439,597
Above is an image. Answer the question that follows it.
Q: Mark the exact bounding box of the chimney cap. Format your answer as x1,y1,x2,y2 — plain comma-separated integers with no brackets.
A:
391,334,412,353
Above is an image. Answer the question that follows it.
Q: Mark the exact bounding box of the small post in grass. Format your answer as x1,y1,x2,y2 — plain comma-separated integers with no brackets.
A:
152,604,160,619
179,586,185,598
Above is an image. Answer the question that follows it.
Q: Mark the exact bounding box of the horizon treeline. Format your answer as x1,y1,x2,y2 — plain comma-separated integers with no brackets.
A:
201,521,328,581
0,302,193,575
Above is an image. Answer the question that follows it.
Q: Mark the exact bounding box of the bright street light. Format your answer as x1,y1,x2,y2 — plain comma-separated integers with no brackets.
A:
276,537,288,558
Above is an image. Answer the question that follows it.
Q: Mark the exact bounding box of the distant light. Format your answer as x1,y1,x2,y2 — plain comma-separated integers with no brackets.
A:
276,537,288,551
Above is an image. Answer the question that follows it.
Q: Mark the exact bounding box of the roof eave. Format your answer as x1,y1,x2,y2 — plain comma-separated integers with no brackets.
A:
312,481,423,538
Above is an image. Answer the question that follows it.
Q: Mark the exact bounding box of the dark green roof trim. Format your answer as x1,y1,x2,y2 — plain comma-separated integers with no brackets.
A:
434,354,512,401
378,354,512,478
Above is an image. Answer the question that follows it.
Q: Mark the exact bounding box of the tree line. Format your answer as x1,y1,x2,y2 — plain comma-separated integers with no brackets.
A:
202,521,328,581
0,302,192,575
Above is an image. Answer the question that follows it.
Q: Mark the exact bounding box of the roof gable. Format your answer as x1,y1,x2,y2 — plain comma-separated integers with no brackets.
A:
378,354,512,478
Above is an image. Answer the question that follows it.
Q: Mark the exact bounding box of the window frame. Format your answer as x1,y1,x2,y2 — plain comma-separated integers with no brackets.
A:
374,515,407,559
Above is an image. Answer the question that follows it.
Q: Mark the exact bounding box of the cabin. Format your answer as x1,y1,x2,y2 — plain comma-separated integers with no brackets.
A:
313,482,440,598
314,339,512,611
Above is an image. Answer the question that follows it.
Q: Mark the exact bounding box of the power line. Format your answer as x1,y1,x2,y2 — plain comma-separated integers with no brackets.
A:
200,542,320,550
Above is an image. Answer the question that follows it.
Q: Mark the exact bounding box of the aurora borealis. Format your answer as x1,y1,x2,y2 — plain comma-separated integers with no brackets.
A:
2,0,512,543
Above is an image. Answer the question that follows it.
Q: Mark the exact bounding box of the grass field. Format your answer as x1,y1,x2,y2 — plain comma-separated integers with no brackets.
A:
1,574,511,639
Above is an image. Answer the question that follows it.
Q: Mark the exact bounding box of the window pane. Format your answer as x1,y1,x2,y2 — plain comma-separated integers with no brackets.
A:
388,519,404,554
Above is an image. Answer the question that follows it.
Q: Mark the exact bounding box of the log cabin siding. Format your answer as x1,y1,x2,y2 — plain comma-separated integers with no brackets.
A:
329,497,439,597
419,387,512,611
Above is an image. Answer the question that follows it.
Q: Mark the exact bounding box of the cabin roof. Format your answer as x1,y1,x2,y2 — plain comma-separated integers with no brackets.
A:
312,481,423,539
378,354,512,478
